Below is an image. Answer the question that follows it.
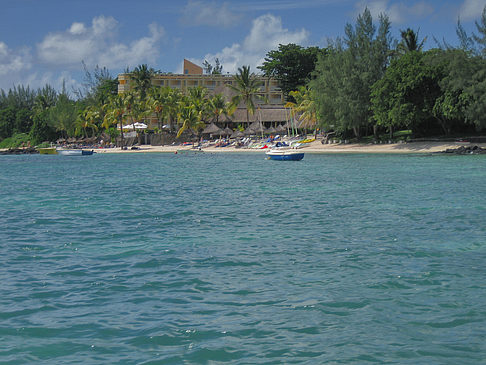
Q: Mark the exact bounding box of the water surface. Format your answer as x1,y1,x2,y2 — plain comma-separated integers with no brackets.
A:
1,153,485,363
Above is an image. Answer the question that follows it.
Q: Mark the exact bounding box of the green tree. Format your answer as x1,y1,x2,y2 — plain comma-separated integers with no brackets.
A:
48,92,77,138
203,58,223,74
312,9,392,138
29,109,58,144
76,106,99,138
147,86,170,130
188,86,210,123
131,64,157,101
259,43,322,98
397,28,426,54
176,104,205,138
371,51,442,136
207,93,229,124
0,106,16,140
288,86,319,135
103,94,128,146
228,65,264,125
34,84,57,113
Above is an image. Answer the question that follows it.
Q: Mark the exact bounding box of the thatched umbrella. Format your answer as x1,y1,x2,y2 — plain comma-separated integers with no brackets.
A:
202,122,223,135
223,127,233,136
266,126,277,134
244,127,256,135
230,129,244,138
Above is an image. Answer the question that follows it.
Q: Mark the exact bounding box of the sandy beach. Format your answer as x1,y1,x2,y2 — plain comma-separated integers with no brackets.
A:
91,140,486,154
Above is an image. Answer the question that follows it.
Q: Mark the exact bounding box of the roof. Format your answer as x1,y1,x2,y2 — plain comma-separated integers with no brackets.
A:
222,108,289,123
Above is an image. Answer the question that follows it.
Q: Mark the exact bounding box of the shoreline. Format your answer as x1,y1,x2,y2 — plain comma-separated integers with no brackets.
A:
91,141,486,154
2,141,486,155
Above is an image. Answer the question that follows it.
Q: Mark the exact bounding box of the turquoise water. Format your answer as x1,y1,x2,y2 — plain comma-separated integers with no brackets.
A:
1,152,485,364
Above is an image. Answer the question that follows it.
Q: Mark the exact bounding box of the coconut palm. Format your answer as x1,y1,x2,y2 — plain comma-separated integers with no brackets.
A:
208,93,229,124
176,103,205,138
131,64,157,100
103,94,128,146
228,65,264,124
147,87,170,130
76,106,99,138
397,28,426,54
289,87,318,132
164,88,183,132
188,86,210,122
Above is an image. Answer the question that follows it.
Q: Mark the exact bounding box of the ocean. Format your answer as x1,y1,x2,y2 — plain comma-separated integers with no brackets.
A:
1,152,485,364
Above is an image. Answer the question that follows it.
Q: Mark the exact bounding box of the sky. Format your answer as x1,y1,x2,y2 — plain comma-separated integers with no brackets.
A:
1,0,485,93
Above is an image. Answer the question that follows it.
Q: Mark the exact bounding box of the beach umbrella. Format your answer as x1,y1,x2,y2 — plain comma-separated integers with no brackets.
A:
202,123,223,135
121,123,147,130
133,122,148,129
230,129,244,138
223,127,233,136
266,126,277,134
244,127,256,135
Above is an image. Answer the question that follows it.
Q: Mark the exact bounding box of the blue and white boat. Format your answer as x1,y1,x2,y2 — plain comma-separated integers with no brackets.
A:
266,148,304,161
57,149,94,156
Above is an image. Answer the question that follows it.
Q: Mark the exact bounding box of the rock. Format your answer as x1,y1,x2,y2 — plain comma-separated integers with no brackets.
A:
438,145,486,155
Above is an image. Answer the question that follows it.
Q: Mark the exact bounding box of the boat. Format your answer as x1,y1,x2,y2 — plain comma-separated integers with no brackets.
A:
38,147,57,155
266,148,304,161
56,149,94,156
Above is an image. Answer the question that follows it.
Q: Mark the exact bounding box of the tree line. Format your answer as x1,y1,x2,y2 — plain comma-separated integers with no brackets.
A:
259,7,486,140
0,62,263,147
1,7,486,147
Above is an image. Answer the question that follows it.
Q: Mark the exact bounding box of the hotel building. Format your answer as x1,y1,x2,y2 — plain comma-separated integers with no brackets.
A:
117,59,289,128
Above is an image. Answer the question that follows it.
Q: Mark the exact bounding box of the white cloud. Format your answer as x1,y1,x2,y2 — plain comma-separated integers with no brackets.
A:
355,1,434,24
37,16,165,70
201,14,309,74
459,0,486,20
181,0,241,27
0,42,32,77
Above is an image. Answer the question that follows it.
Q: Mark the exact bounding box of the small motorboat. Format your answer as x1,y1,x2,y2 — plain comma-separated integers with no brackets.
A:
56,149,94,156
38,147,57,155
266,149,304,161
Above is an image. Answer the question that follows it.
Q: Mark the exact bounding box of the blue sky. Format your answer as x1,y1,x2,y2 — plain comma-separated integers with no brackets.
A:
0,0,485,92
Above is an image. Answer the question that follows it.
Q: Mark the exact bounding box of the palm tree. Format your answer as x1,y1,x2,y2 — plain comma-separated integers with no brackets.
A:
288,86,318,136
76,106,99,138
131,64,157,100
176,104,205,139
188,86,209,121
207,93,229,124
164,88,183,132
228,65,264,125
147,87,170,130
103,94,128,147
397,28,426,54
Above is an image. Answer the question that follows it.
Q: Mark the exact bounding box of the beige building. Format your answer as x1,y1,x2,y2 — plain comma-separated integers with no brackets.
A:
117,59,288,128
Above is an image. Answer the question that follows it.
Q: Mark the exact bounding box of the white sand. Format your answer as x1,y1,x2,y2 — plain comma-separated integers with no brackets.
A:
92,140,486,154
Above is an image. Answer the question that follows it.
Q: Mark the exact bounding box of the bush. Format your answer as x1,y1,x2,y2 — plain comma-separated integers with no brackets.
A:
0,133,31,148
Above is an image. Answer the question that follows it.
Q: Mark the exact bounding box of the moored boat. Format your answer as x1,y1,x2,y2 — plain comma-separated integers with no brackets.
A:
266,149,304,161
38,147,57,155
56,149,94,156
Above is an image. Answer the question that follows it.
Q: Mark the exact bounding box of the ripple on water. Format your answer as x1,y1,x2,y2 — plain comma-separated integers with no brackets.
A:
1,153,486,363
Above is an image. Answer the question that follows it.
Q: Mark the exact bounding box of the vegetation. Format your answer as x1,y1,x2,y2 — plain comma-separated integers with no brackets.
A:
228,66,264,124
259,43,322,99
1,7,486,147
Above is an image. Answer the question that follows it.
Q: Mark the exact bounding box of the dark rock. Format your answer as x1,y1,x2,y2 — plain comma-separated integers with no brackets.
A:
438,145,486,155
